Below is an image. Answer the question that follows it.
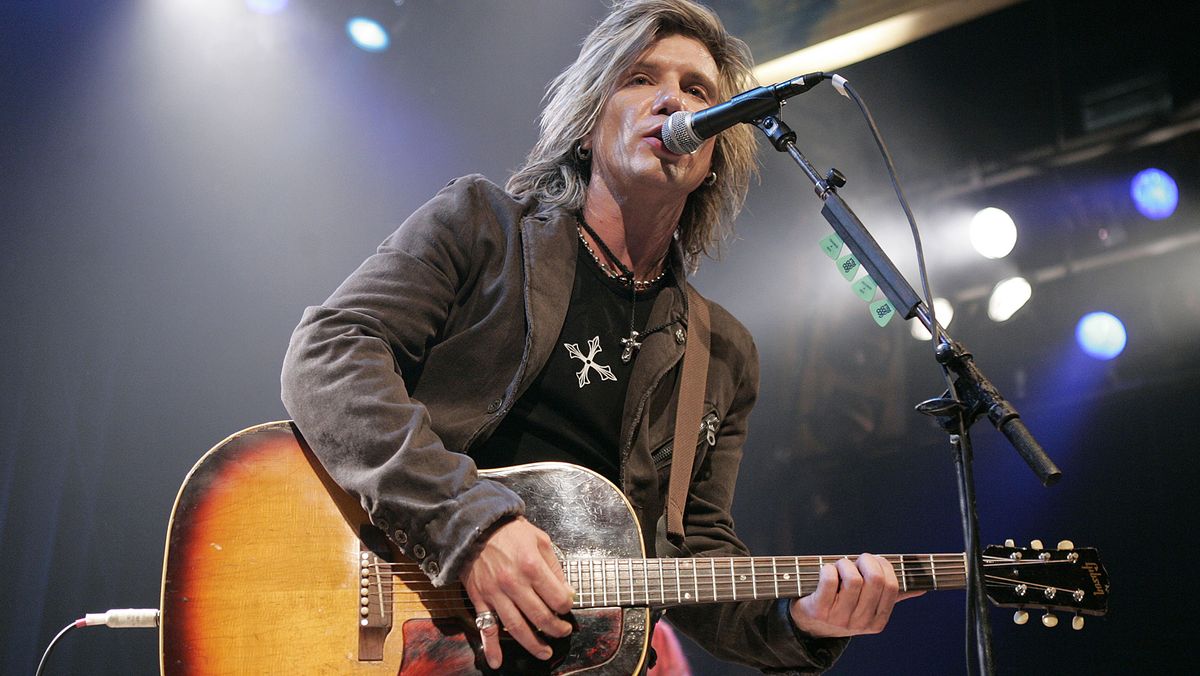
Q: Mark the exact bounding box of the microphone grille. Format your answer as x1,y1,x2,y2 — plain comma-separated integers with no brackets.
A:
662,111,702,155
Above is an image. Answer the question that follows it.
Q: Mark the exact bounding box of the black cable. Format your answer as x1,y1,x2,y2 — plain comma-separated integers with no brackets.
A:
835,77,990,676
35,619,82,676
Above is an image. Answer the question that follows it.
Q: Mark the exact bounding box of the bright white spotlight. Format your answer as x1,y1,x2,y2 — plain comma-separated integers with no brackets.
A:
1130,168,1178,220
245,0,287,14
969,207,1018,259
911,297,954,340
347,17,389,52
988,276,1031,322
1076,312,1127,360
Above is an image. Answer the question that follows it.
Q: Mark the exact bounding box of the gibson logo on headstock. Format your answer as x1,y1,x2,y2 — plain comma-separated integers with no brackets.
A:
1084,562,1106,596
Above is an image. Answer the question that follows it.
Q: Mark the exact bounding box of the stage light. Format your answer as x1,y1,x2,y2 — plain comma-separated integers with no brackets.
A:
911,297,954,340
347,17,389,52
1076,311,1127,360
987,276,1031,322
245,0,287,14
1130,168,1178,220
969,207,1017,259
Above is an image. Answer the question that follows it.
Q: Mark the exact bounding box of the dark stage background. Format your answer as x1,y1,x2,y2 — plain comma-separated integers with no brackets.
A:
2,0,1197,673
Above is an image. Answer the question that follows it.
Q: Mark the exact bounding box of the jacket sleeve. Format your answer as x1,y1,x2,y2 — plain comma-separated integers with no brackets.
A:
280,175,524,586
663,326,849,673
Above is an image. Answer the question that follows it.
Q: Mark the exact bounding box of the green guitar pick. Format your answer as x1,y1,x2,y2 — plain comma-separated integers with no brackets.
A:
852,275,877,302
836,253,860,281
819,233,843,259
869,299,896,327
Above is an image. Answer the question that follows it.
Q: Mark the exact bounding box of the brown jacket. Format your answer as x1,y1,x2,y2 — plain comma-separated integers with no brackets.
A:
281,175,844,672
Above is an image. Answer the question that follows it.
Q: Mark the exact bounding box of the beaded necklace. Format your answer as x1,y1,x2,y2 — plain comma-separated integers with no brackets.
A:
576,215,686,363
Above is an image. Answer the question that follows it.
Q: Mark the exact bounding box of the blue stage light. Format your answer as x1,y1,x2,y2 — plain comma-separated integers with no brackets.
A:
347,17,389,52
245,0,288,14
1075,312,1127,360
1130,168,1178,220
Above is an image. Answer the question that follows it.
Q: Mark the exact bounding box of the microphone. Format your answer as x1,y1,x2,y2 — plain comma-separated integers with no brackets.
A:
661,72,827,154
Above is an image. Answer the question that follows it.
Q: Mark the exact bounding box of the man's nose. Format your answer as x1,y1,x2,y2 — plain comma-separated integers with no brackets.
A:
652,86,686,116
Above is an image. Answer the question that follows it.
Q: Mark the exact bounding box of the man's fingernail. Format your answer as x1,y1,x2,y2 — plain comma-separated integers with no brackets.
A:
540,649,553,660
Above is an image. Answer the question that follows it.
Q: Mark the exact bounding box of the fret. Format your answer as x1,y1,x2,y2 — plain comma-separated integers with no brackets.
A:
795,558,802,596
614,559,621,606
730,559,737,600
929,554,937,590
589,559,596,608
710,558,717,602
772,557,779,598
567,560,574,601
691,560,698,602
899,555,908,593
642,559,650,607
627,559,634,606
751,559,758,599
607,559,614,605
662,557,672,605
614,559,620,606
674,559,682,604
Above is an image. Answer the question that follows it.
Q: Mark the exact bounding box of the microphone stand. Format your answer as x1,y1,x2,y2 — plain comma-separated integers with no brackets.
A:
752,114,1062,676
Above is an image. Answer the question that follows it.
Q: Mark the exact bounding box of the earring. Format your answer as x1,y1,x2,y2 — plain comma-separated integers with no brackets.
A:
703,171,717,187
575,144,592,162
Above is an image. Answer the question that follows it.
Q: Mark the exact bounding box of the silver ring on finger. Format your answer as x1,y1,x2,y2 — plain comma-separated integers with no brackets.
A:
475,611,499,631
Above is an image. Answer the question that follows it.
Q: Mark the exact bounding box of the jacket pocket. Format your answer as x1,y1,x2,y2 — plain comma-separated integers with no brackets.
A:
651,410,721,471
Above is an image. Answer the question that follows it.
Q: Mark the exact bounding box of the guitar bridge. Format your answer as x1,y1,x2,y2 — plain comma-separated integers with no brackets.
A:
358,527,393,661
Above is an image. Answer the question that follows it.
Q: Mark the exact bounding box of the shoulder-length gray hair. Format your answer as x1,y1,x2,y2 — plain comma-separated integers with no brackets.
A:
506,0,758,268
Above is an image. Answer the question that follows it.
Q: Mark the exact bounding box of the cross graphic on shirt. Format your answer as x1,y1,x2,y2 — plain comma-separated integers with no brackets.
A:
563,336,617,388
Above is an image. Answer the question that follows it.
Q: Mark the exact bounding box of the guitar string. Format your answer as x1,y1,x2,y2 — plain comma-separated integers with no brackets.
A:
364,573,1074,605
369,573,1076,612
366,554,1052,571
362,557,1080,607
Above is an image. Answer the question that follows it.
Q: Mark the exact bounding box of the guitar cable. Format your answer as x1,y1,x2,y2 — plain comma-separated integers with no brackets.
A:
35,608,159,676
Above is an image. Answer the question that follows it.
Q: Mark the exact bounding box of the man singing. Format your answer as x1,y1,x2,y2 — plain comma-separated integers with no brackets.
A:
282,1,915,672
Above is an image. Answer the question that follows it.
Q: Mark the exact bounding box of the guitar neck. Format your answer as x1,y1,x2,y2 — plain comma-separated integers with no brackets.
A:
564,554,966,608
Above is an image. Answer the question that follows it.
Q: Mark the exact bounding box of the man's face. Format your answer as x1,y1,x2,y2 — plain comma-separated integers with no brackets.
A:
584,34,720,200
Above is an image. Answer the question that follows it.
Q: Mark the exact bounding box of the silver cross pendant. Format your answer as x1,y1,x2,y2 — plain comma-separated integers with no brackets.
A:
620,330,641,363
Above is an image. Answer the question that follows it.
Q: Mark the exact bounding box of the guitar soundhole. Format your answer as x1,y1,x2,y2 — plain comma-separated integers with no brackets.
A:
400,609,623,675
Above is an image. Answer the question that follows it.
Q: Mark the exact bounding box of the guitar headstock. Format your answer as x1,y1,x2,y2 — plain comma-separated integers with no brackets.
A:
983,539,1109,629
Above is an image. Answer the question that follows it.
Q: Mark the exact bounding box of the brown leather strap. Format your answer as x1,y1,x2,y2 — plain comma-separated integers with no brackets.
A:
666,285,710,540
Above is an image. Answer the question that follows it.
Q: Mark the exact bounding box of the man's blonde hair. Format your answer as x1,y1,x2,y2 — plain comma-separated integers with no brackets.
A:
506,0,758,268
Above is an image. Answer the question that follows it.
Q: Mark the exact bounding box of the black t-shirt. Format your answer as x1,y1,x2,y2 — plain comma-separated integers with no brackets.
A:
471,244,669,486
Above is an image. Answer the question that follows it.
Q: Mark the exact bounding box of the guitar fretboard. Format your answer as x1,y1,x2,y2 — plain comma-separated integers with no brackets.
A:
563,554,967,608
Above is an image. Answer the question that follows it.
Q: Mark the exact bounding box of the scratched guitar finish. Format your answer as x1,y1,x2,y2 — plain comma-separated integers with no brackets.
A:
160,422,1108,675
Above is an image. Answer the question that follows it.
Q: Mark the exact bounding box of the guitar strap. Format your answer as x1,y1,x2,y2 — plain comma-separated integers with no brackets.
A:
666,284,709,540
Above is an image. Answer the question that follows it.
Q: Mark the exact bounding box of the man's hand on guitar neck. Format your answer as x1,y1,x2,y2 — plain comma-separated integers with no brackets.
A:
789,553,924,638
460,516,575,670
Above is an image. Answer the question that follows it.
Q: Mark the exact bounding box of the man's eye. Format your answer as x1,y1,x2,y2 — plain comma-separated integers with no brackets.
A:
629,75,651,85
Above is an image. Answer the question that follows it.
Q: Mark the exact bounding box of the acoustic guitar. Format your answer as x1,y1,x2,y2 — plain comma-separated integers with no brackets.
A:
160,421,1108,675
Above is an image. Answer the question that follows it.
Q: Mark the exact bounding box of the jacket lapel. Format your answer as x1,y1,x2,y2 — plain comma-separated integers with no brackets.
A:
516,207,577,398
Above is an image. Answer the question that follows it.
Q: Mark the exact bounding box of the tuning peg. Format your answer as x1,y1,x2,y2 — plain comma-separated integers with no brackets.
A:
1057,540,1075,550
1030,539,1044,550
1041,612,1058,628
1072,615,1085,631
1004,538,1015,547
1013,610,1029,625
